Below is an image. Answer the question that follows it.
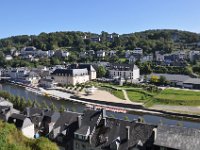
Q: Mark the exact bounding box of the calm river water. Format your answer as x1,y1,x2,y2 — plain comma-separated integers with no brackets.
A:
0,83,199,129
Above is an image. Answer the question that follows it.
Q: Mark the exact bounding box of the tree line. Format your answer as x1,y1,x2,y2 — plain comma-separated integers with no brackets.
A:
1,29,200,54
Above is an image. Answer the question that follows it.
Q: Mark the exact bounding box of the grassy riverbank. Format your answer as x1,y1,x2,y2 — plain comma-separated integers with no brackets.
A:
154,89,200,106
94,82,200,107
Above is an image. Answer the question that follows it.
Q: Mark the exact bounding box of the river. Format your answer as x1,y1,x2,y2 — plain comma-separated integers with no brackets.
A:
0,83,200,129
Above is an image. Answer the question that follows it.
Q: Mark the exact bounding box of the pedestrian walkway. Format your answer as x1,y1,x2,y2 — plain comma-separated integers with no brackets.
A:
122,89,130,101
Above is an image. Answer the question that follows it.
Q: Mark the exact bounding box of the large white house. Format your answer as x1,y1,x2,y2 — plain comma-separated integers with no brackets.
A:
52,68,89,85
109,64,140,80
51,64,96,85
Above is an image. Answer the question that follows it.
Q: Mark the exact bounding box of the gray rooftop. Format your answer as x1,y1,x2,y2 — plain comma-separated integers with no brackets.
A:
154,125,200,150
148,73,191,82
183,78,200,85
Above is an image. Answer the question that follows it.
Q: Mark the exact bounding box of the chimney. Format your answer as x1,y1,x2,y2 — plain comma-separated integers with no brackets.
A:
78,115,82,128
89,135,92,144
153,128,157,141
102,109,106,118
126,126,130,140
103,118,107,127
105,137,108,142
25,107,30,117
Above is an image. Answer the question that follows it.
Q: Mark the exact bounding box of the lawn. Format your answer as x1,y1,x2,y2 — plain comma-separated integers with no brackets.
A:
94,81,200,106
153,89,200,106
125,88,200,106
127,89,152,103
111,90,125,100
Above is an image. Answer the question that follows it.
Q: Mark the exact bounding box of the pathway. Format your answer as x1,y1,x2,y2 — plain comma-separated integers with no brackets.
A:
122,89,130,101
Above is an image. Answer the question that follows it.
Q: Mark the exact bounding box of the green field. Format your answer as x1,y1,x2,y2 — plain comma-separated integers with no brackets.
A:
123,88,200,106
127,90,151,103
95,81,200,106
111,90,125,100
153,89,200,106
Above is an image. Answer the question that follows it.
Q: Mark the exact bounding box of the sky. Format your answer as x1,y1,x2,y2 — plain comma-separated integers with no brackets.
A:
0,0,200,39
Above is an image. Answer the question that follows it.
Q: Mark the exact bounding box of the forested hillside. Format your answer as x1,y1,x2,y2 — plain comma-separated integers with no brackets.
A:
0,29,200,54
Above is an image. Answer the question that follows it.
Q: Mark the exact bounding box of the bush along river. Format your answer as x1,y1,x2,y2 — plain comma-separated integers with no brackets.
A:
0,83,200,129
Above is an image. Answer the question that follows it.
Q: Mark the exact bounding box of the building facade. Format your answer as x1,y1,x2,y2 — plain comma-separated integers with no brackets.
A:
51,68,90,85
109,64,140,80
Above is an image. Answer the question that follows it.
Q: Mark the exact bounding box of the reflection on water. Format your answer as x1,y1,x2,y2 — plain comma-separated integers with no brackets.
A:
0,83,200,128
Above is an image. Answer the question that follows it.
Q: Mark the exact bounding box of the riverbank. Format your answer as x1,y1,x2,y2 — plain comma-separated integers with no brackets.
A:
1,82,200,128
3,81,200,122
43,87,200,121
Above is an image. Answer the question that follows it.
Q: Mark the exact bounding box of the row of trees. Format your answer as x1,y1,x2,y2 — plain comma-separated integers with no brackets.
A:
137,61,192,75
0,90,67,112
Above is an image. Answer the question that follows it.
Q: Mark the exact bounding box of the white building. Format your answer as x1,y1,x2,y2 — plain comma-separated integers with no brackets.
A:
39,78,55,88
141,54,153,63
133,48,143,55
5,55,13,61
51,68,90,85
9,68,30,79
109,64,140,80
109,50,116,57
8,113,35,139
96,50,106,58
189,50,200,62
155,51,164,61
62,51,70,57
21,46,37,56
48,50,55,57
128,55,136,64
79,51,87,58
125,50,132,58
36,50,48,57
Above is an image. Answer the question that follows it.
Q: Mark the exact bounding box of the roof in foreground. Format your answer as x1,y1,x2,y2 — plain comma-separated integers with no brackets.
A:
154,125,200,150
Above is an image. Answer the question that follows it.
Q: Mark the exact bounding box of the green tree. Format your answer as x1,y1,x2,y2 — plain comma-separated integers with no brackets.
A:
150,75,159,83
97,66,107,78
50,102,57,111
41,101,49,109
159,75,167,85
59,105,66,113
26,99,33,107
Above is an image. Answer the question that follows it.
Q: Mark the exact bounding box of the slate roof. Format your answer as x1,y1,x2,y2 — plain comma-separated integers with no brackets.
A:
8,113,27,128
154,125,200,150
39,78,54,83
53,111,80,130
24,107,44,124
51,68,88,76
24,46,37,51
24,107,43,117
69,64,96,72
91,117,156,150
43,110,60,121
75,109,102,135
0,106,12,121
0,106,11,114
109,63,139,71
75,126,90,135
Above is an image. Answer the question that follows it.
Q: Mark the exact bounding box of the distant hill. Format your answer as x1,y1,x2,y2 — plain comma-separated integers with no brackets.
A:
0,29,200,54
